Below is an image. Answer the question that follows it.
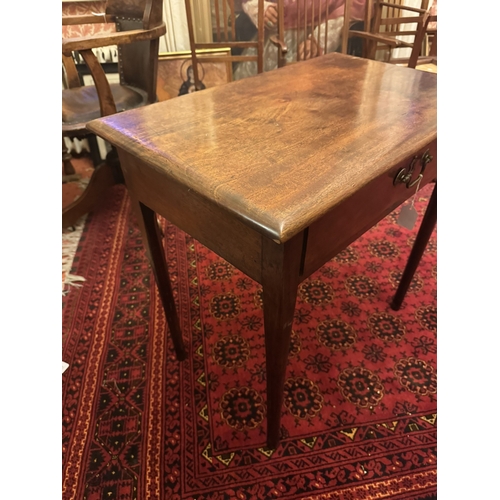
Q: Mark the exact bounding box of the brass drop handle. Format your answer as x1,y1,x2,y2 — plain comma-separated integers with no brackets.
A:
393,149,433,188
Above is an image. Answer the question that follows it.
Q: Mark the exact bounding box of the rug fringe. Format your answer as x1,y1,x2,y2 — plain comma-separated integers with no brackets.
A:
62,274,86,296
62,214,88,294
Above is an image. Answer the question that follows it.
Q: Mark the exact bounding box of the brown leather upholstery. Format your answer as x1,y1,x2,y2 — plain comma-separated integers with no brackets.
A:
62,84,148,134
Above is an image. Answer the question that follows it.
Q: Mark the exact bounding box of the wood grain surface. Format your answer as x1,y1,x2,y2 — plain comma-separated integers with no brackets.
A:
88,52,436,243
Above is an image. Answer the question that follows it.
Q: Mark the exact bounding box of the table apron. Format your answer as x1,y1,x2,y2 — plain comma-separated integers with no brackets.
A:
117,149,264,283
117,139,436,287
302,139,437,279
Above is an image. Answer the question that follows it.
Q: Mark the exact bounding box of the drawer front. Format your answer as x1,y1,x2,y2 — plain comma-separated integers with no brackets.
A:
302,140,437,280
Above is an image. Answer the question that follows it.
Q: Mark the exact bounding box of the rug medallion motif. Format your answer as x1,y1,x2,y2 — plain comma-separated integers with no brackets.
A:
62,184,437,499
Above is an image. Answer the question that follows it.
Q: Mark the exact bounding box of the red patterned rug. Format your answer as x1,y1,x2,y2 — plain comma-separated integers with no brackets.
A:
62,183,437,500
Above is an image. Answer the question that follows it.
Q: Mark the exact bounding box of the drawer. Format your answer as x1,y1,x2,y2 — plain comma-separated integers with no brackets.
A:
301,139,437,280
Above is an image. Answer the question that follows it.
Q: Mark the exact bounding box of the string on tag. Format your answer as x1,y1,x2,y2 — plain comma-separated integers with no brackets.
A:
410,175,423,210
397,175,422,230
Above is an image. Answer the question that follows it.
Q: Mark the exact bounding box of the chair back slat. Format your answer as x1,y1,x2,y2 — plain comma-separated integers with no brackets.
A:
184,0,266,89
221,0,229,41
214,0,222,41
341,0,434,64
287,0,346,62
407,11,436,68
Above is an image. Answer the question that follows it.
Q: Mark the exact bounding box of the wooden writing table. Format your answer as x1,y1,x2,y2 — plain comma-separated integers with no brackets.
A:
88,52,437,448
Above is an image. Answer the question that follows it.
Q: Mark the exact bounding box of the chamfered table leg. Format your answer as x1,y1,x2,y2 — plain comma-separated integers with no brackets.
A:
261,233,304,449
391,183,437,311
135,200,187,361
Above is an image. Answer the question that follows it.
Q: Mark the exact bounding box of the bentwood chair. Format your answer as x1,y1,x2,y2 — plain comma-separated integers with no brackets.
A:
340,0,431,63
62,0,166,228
184,0,268,90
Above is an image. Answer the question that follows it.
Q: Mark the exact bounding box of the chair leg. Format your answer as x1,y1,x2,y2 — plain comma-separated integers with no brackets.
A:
88,134,103,168
62,138,76,176
391,183,437,311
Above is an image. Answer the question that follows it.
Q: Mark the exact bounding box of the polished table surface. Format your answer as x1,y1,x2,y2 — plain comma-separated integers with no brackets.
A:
88,52,437,448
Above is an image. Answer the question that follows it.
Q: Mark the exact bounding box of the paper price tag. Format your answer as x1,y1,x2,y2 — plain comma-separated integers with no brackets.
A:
397,174,422,230
397,204,418,230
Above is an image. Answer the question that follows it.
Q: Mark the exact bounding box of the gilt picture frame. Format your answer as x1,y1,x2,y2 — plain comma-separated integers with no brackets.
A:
156,49,232,101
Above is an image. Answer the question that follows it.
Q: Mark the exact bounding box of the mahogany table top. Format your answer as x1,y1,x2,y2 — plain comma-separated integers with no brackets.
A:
88,52,436,243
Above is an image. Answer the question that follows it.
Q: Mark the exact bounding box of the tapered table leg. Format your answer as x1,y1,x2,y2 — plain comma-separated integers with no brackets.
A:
391,183,437,311
135,200,187,361
261,233,304,449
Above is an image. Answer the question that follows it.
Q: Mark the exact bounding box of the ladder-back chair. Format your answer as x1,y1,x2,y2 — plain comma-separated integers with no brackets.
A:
406,4,436,69
268,0,370,69
341,0,431,63
184,0,267,89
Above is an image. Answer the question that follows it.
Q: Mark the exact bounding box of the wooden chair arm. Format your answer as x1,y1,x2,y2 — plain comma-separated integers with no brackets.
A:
377,2,426,14
348,30,413,48
79,48,117,117
407,10,436,68
62,23,166,56
62,54,81,88
381,16,428,26
62,13,115,26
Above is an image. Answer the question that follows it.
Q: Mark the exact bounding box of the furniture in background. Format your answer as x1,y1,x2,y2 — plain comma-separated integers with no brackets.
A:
183,0,269,89
62,55,106,181
62,137,76,178
341,0,432,63
271,0,374,65
88,52,437,448
406,5,436,69
269,0,356,68
184,0,373,81
62,46,120,174
62,0,166,228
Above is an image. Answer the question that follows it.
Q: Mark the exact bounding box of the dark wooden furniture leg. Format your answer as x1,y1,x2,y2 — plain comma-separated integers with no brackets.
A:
136,201,187,361
62,148,123,228
62,137,76,176
62,161,117,228
391,183,437,311
88,134,103,168
261,234,304,449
